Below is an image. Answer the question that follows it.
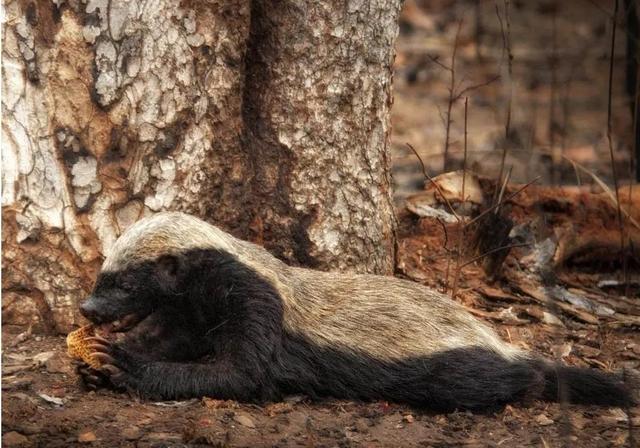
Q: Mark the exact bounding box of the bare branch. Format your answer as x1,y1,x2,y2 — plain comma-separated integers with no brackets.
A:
428,55,452,72
459,242,531,269
465,177,541,229
455,75,501,100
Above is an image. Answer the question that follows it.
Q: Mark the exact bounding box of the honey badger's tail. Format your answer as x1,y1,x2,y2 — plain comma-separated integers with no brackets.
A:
535,359,635,407
400,348,635,412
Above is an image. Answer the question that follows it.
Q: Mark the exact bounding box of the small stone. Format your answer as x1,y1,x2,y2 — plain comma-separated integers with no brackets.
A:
402,414,415,423
535,414,554,426
122,426,141,440
17,423,41,435
144,432,181,443
283,394,306,404
233,413,256,428
3,431,29,446
551,343,572,359
45,353,73,374
14,331,32,344
78,430,97,443
32,351,55,366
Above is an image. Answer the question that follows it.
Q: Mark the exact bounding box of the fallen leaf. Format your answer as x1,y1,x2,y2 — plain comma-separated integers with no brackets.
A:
541,312,564,327
78,430,97,443
535,414,554,426
234,413,256,428
202,397,236,409
152,399,197,407
38,393,64,406
265,402,293,416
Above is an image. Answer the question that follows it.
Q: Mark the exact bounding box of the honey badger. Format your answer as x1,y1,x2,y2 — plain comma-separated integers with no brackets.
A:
78,212,633,411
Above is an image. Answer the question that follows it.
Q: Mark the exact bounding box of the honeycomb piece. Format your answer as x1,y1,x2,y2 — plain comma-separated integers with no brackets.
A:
66,325,101,369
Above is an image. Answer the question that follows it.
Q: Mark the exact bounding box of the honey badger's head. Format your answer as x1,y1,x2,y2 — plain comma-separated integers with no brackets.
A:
80,212,236,333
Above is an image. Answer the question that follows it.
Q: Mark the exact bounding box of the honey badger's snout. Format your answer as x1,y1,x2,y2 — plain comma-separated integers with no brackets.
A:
79,293,124,325
79,287,149,329
79,295,104,323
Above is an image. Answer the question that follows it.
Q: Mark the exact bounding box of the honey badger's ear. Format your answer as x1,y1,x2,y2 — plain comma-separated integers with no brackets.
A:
155,254,181,282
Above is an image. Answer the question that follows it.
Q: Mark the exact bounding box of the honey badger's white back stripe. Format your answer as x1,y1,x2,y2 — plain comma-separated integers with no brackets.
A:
103,212,235,272
104,212,523,363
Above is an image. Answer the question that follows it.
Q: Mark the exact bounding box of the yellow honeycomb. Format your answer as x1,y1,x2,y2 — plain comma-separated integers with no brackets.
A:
66,325,101,369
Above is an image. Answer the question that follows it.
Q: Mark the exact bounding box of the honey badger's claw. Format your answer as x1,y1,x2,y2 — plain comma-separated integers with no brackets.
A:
85,374,103,384
85,335,111,346
100,364,127,385
69,325,139,392
92,352,116,366
87,342,111,353
100,364,121,376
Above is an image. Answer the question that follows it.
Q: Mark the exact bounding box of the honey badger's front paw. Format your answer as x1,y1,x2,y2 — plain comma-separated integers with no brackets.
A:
76,361,110,390
86,336,144,391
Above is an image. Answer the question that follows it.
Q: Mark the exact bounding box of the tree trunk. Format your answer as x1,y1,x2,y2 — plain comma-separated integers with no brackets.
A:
2,0,401,333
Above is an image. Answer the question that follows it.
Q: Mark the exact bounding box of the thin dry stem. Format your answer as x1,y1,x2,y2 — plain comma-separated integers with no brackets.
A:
465,177,541,229
451,98,470,299
549,8,560,185
443,20,463,171
459,242,531,269
462,98,469,202
606,0,626,284
495,167,513,214
494,1,513,202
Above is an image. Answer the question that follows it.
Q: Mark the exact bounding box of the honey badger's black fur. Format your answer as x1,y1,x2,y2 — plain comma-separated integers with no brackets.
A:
79,213,634,412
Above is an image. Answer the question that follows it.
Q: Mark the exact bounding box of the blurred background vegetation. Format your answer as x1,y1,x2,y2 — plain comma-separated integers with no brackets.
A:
391,0,637,203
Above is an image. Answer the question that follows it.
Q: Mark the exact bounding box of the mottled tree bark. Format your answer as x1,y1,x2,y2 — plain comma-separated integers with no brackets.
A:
2,0,401,333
